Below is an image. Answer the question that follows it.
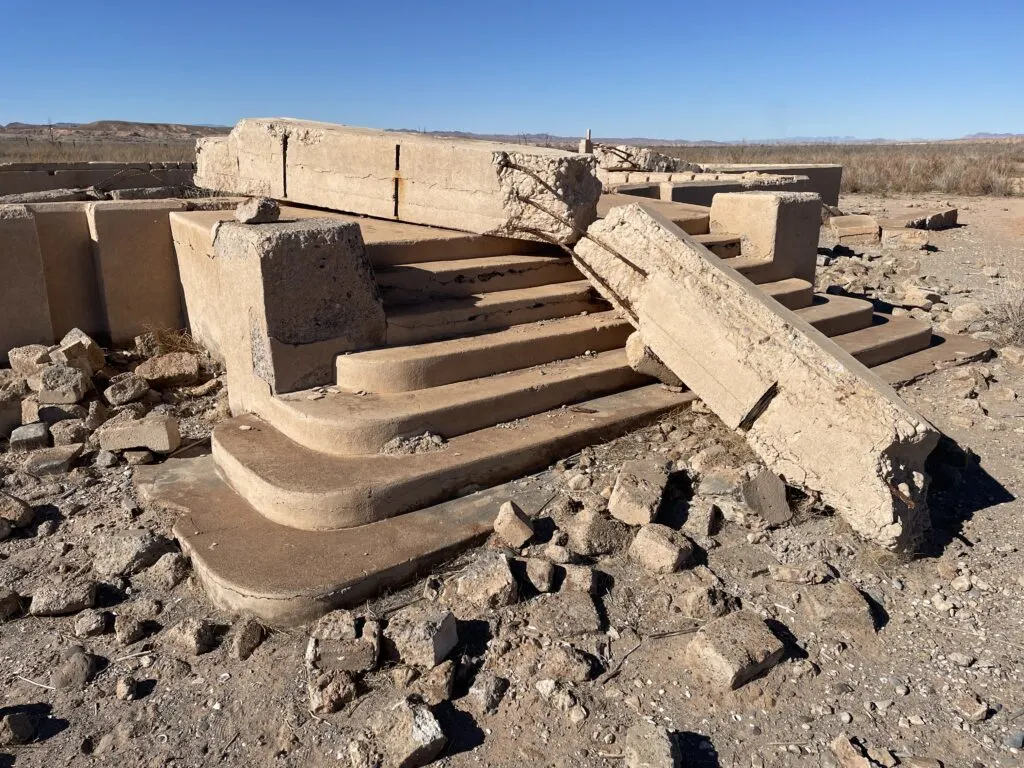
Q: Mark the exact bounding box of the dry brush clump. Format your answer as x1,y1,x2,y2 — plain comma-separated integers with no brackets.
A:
992,281,1024,346
661,140,1024,197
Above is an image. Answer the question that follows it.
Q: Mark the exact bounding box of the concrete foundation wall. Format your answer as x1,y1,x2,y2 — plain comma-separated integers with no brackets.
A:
699,164,843,207
0,162,195,196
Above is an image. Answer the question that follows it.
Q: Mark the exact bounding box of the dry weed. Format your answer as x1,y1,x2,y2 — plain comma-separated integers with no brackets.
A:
992,281,1024,345
0,138,195,164
142,326,205,356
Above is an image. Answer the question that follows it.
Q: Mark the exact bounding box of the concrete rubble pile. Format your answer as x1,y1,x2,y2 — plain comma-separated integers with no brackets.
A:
574,203,940,550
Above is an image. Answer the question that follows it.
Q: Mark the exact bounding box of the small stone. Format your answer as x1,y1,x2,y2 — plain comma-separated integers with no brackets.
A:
134,352,201,388
566,509,631,557
114,614,147,646
36,402,87,425
524,590,602,637
799,582,877,638
91,529,172,578
494,500,533,548
682,497,722,537
684,610,785,690
365,697,446,768
629,524,693,574
623,721,680,768
739,469,792,527
770,561,833,585
521,557,556,593
1003,731,1024,749
37,365,90,404
74,609,110,637
84,400,109,430
410,659,455,705
30,580,97,616
50,647,98,690
9,422,50,452
543,543,575,564
468,673,509,713
50,418,90,446
560,563,595,593
307,611,379,673
230,616,265,661
949,574,972,592
138,552,190,590
948,651,975,668
103,374,149,406
384,608,458,668
8,344,51,377
308,670,357,714
235,197,280,224
0,711,35,746
608,459,670,526
165,617,216,655
94,450,119,469
955,692,989,722
59,328,105,371
1001,346,1024,365
0,491,34,528
123,449,155,465
565,472,591,491
452,550,518,609
22,443,83,475
115,675,138,701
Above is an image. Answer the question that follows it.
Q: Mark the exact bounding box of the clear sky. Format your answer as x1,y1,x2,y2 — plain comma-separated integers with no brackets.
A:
2,0,1021,141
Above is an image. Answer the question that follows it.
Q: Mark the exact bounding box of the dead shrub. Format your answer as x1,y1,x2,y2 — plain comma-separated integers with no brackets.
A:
992,282,1024,345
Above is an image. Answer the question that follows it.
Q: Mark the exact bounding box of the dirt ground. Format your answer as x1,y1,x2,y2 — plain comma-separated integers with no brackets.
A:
2,193,1024,768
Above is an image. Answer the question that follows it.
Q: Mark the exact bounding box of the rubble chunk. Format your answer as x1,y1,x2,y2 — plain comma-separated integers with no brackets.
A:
798,581,877,638
235,196,281,224
134,352,201,388
165,617,216,655
830,214,880,244
73,609,109,637
739,469,792,527
60,328,105,372
468,673,509,713
525,591,602,636
608,459,670,526
493,500,533,548
682,498,722,537
684,609,785,690
98,412,181,453
357,696,447,768
231,616,266,660
37,365,90,404
0,492,34,528
29,580,97,616
520,557,556,593
308,670,357,714
623,721,681,768
384,608,458,668
0,711,35,746
770,561,833,585
566,509,631,557
0,587,23,621
50,646,98,690
453,550,518,609
881,228,929,250
104,374,149,406
8,344,50,377
50,418,90,446
308,610,379,673
23,442,82,475
9,422,49,452
91,529,172,577
628,524,694,574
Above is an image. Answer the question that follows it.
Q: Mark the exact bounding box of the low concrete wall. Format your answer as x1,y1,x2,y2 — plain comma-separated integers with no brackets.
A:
0,197,238,353
0,161,196,196
699,164,843,207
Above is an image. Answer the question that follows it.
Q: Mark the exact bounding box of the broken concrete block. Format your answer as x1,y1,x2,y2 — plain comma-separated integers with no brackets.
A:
103,374,149,405
881,228,929,250
235,197,280,224
49,340,96,376
709,191,821,282
628,524,693,573
165,617,216,655
30,580,97,616
97,412,181,453
0,206,53,361
739,469,792,527
307,610,380,673
573,204,938,550
453,550,518,609
682,498,722,537
0,372,25,438
609,459,670,526
493,500,534,548
520,557,556,592
363,697,447,768
134,352,201,388
769,560,833,585
10,422,49,452
624,331,683,386
684,609,785,690
383,608,458,669
308,670,357,714
50,419,89,446
37,365,89,404
887,207,958,231
525,591,602,636
59,328,105,372
566,509,631,556
91,529,172,577
23,443,82,475
8,344,50,377
0,493,34,529
623,721,682,768
798,581,877,638
198,118,601,244
829,214,880,245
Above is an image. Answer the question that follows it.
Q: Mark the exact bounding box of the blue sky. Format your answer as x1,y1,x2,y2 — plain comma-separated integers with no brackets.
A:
2,0,1021,141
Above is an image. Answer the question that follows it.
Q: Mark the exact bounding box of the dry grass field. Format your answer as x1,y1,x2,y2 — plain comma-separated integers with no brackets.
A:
662,140,1024,197
0,138,196,164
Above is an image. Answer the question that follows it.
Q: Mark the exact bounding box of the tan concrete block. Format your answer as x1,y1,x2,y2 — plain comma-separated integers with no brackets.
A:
625,331,682,386
98,412,181,453
87,200,188,345
709,191,821,283
830,214,880,244
881,228,929,250
197,119,601,244
0,206,54,360
573,204,938,550
684,610,785,690
660,174,812,207
701,163,843,206
26,203,106,339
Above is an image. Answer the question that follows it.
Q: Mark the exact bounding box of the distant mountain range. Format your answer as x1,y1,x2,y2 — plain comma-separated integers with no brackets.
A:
1,120,1020,146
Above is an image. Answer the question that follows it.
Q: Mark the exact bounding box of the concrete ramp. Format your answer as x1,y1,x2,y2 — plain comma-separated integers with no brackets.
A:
574,204,939,551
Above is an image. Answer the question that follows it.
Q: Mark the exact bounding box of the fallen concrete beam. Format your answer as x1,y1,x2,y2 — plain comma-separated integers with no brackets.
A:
196,119,602,244
573,204,938,551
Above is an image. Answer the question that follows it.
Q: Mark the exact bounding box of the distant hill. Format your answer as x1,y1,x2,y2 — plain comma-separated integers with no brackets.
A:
0,120,229,143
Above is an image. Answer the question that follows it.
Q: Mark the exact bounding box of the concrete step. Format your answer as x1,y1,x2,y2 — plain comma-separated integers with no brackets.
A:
385,280,602,345
832,314,933,367
692,232,741,259
795,294,875,337
376,254,583,307
760,278,814,310
268,350,648,455
213,384,689,531
137,457,573,625
337,311,634,393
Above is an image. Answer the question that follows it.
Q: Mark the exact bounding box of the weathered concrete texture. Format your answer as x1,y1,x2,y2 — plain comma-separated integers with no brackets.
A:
597,192,710,235
591,144,693,173
573,204,939,550
0,205,54,360
87,200,188,344
658,174,812,207
196,119,602,244
709,191,821,283
0,162,195,197
881,207,958,231
830,214,880,245
178,217,384,410
625,331,682,386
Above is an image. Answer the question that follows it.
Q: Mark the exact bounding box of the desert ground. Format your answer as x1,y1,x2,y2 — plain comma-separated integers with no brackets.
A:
2,158,1024,768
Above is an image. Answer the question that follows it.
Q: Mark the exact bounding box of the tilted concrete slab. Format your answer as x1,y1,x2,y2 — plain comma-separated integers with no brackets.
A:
0,205,54,360
196,119,602,244
573,204,939,551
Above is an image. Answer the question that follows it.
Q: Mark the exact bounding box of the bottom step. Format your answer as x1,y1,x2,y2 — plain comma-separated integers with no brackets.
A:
137,457,558,625
833,315,932,368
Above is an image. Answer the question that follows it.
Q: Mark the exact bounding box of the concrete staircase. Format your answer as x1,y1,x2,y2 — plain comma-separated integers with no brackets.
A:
139,201,938,624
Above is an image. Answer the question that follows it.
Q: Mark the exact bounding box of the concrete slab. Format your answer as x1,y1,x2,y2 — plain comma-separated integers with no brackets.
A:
87,200,188,345
136,455,555,626
830,214,880,245
596,193,709,235
700,164,843,206
197,119,602,244
574,204,939,551
0,206,54,360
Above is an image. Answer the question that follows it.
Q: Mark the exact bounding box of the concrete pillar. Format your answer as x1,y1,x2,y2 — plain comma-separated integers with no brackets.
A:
0,205,54,361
